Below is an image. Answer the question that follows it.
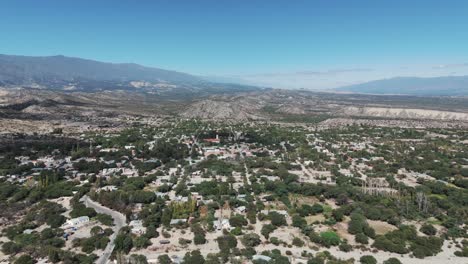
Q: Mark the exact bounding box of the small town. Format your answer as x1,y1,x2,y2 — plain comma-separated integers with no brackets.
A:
1,2,468,264
1,120,467,264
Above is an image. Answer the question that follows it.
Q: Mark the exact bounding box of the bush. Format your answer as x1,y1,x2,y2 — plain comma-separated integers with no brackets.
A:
230,227,243,236
157,255,172,264
96,213,113,226
194,232,206,245
241,247,256,258
1,241,21,255
454,246,468,257
229,214,248,227
269,212,287,227
383,258,402,264
360,255,377,264
183,250,205,264
292,237,304,247
292,215,307,229
261,224,276,239
373,236,408,254
311,204,324,214
409,236,443,258
47,214,66,228
241,233,261,247
355,233,369,244
114,233,133,254
216,235,237,254
339,242,352,252
15,255,36,264
270,237,280,245
348,212,374,238
134,236,151,249
332,209,344,222
420,224,437,236
319,231,341,247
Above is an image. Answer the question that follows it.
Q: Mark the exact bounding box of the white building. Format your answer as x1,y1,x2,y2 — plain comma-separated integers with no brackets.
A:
62,216,89,229
129,220,146,235
213,219,231,230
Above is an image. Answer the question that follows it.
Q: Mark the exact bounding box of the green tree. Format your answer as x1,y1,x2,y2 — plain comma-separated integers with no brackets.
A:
157,255,172,264
269,212,287,227
183,250,205,264
134,236,151,249
319,231,341,247
420,224,437,236
90,226,103,236
229,214,248,228
241,233,261,247
261,224,276,239
194,232,207,245
14,255,36,264
1,241,21,255
114,233,133,254
383,258,402,264
360,255,377,264
216,235,237,254
292,214,307,229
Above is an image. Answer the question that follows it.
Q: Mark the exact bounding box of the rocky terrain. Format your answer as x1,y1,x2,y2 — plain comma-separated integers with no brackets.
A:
337,106,468,121
180,90,468,124
1,87,468,134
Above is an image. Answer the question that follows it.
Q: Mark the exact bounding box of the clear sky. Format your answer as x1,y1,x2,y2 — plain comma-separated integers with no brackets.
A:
1,0,468,89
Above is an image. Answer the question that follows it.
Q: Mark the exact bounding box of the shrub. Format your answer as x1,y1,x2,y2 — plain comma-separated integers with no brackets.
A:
311,204,324,215
269,212,287,227
319,231,341,247
292,237,305,247
230,227,243,236
373,236,408,254
96,213,113,226
454,246,468,257
339,242,352,252
14,255,36,264
383,258,402,264
360,255,377,264
261,224,276,239
292,214,307,229
216,235,237,254
420,224,437,236
355,233,369,244
157,255,172,264
1,241,21,255
241,233,261,247
270,237,280,245
194,232,206,245
229,214,248,227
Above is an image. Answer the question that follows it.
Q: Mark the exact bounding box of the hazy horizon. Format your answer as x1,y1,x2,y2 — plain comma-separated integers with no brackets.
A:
2,0,468,90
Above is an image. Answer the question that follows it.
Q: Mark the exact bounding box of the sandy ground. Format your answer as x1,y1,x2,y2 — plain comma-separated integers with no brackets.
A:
305,214,326,224
367,220,398,235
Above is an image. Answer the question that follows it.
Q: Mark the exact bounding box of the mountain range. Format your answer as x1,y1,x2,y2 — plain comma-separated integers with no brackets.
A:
336,76,468,96
0,54,467,96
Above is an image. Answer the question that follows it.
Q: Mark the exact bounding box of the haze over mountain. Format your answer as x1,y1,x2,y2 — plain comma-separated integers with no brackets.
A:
336,75,468,96
0,54,202,89
0,54,264,97
1,54,468,97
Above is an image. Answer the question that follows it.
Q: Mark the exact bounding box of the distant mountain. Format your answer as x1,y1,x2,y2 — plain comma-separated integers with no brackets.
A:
336,76,468,96
0,54,203,90
0,54,265,98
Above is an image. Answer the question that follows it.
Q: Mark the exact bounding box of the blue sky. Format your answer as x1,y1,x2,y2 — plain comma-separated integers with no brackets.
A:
1,0,468,89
